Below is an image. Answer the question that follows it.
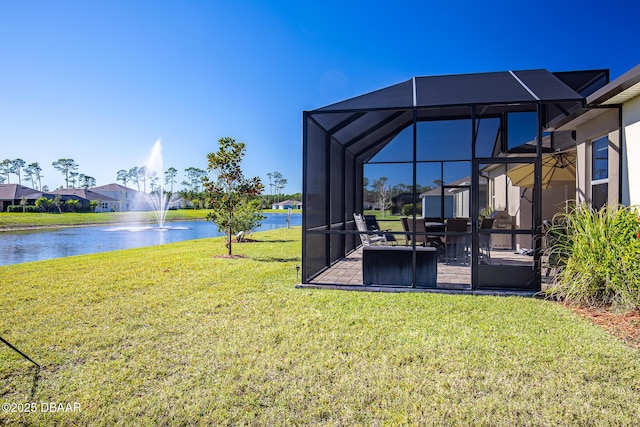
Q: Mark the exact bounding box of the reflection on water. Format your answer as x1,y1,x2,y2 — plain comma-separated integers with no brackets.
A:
0,213,301,266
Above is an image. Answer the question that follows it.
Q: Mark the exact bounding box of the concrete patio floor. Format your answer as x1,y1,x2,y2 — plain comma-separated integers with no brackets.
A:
302,245,551,294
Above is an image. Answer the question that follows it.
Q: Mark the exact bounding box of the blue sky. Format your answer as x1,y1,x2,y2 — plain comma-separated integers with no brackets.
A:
0,0,637,193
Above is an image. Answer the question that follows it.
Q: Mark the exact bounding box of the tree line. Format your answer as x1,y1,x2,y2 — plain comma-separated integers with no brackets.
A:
4,137,292,258
0,157,291,200
0,158,97,191
363,176,436,217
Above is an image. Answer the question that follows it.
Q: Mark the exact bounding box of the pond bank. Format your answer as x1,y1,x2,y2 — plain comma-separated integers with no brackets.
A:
0,213,301,266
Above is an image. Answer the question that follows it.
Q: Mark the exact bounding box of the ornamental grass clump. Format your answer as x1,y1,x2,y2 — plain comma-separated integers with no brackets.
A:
545,203,640,311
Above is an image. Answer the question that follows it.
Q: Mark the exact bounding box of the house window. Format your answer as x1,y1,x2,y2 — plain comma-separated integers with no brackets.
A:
591,136,608,209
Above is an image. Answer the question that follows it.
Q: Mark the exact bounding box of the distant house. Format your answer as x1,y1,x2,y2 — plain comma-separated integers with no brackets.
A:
0,184,43,211
0,184,104,212
363,201,379,210
419,187,454,218
271,200,302,210
0,183,173,213
52,188,119,212
90,183,147,212
390,192,419,214
419,177,487,219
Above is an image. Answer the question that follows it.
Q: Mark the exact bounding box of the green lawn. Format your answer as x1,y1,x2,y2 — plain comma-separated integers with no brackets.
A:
1,227,640,425
0,209,298,230
0,210,208,229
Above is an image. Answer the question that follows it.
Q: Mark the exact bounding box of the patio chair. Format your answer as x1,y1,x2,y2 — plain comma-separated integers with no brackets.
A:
354,213,388,246
403,217,428,246
400,217,411,245
478,218,495,263
445,218,469,264
424,220,445,252
364,215,397,245
402,217,444,253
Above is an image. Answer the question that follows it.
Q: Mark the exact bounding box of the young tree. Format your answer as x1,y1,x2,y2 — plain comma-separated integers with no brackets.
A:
53,193,63,213
52,158,78,189
203,137,264,256
65,199,79,212
35,196,52,212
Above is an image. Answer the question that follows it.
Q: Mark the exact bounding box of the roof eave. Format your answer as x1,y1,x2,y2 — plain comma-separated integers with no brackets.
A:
587,64,640,106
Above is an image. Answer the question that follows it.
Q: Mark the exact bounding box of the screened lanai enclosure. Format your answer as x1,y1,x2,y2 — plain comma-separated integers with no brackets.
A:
302,69,609,292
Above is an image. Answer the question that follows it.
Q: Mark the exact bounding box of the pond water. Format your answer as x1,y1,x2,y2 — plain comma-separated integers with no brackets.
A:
0,213,301,266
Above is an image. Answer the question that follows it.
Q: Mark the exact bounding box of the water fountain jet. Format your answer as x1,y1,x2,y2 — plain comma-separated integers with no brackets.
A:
143,139,175,230
106,140,182,233
141,139,179,229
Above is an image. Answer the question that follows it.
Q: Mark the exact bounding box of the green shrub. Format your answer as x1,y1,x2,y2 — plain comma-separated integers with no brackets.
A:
6,205,40,213
401,203,417,216
545,203,640,311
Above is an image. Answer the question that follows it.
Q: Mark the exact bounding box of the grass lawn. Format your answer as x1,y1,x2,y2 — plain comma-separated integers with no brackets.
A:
1,227,640,425
0,209,298,230
0,210,208,229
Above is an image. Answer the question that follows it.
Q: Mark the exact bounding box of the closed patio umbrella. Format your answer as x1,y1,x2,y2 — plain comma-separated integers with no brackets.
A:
506,151,576,189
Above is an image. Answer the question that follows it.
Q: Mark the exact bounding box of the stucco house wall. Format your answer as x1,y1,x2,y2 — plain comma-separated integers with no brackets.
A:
623,94,640,205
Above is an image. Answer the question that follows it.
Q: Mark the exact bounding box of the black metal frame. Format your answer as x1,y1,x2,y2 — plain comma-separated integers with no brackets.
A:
302,69,609,292
1,335,40,369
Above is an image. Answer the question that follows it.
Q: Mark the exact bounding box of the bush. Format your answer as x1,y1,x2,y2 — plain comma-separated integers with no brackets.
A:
545,203,640,311
401,203,417,216
6,205,40,213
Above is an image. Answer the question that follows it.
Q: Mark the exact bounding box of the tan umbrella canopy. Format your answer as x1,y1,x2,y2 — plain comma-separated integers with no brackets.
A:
506,151,576,189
